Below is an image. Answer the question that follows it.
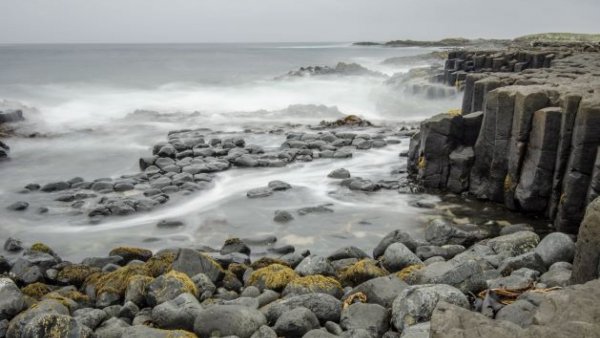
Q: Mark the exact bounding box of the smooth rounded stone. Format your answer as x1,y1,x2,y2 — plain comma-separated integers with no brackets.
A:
221,297,260,309
262,293,342,324
113,182,134,192
327,246,369,261
0,278,26,321
118,301,139,319
279,253,305,268
151,293,202,331
273,307,320,338
416,245,465,260
273,210,294,223
373,230,418,259
233,154,260,167
333,150,352,159
423,256,446,266
21,313,93,337
247,187,273,198
108,247,152,263
499,223,534,235
4,237,23,252
295,256,336,277
250,325,277,338
171,248,224,283
343,177,380,192
103,304,122,318
257,289,280,308
297,204,334,216
398,322,429,338
498,252,547,276
382,242,423,272
93,317,130,337
90,181,114,192
221,238,251,256
486,231,540,258
40,181,70,192
391,284,469,332
494,299,537,327
157,144,176,157
424,219,489,247
73,308,107,330
486,272,535,290
7,201,29,211
268,180,292,191
340,303,389,337
146,271,197,306
348,275,408,308
161,185,179,193
194,305,266,338
328,168,351,179
539,263,572,287
150,176,172,190
267,245,295,255
0,257,10,274
191,273,217,301
303,329,338,338
534,232,575,267
241,286,261,298
24,183,41,191
171,172,193,186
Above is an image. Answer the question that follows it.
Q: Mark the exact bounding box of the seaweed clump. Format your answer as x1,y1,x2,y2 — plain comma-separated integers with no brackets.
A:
338,259,387,287
247,264,298,291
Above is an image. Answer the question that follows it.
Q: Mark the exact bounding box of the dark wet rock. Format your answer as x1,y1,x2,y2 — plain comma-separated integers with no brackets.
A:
93,317,130,338
118,301,139,319
24,183,41,191
487,269,537,290
391,284,469,332
327,246,369,261
348,275,408,308
247,187,273,198
342,177,380,192
194,305,266,338
151,293,202,331
416,245,465,260
273,210,294,223
268,180,291,191
4,237,23,252
267,245,295,255
73,308,107,330
303,329,338,338
534,232,575,267
340,303,389,337
373,230,419,258
7,201,28,211
262,293,342,325
424,219,489,247
6,299,69,338
499,223,534,235
40,181,70,192
412,257,497,294
328,168,351,179
109,247,152,263
171,248,224,282
0,278,26,321
221,238,251,256
156,220,185,228
191,273,216,301
381,243,423,272
273,307,320,338
295,256,335,277
297,205,334,216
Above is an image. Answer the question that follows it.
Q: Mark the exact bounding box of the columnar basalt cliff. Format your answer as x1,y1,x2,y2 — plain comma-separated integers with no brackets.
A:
408,49,600,234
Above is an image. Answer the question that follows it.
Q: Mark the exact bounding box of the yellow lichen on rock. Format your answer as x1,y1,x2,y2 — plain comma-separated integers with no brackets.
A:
145,251,177,277
418,155,426,170
250,257,290,270
164,270,198,297
395,264,425,282
338,259,387,287
22,283,52,299
30,242,54,255
165,330,199,338
248,263,298,291
228,263,248,280
94,264,151,297
109,246,153,261
57,264,101,286
288,275,342,291
504,174,514,193
447,109,462,116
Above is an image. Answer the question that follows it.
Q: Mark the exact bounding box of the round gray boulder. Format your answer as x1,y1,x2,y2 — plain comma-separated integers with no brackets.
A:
194,305,266,338
534,232,575,267
382,243,423,272
273,307,320,338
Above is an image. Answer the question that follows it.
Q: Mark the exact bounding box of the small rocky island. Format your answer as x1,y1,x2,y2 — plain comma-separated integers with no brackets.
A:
2,34,600,338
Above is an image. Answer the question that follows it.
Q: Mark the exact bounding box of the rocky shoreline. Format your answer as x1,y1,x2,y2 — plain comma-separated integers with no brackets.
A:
2,196,598,338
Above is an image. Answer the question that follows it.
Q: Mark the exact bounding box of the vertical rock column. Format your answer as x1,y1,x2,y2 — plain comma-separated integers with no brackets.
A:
556,95,600,233
586,147,600,204
504,86,551,209
514,107,562,211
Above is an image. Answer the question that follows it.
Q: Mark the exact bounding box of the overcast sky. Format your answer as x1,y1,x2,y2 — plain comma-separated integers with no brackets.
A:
1,0,598,43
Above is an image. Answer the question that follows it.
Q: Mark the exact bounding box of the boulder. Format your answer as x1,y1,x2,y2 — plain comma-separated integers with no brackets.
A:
486,231,540,258
381,243,423,272
424,219,488,247
348,275,408,308
194,305,266,338
295,256,335,277
21,313,93,338
340,303,389,337
261,293,342,325
372,230,418,259
282,275,343,298
571,196,600,283
0,278,26,321
534,232,575,267
328,168,351,179
391,284,469,332
273,307,320,338
170,248,224,282
151,293,202,331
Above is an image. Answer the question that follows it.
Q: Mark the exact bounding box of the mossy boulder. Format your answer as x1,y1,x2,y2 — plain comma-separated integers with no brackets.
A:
42,290,91,311
228,263,248,281
146,270,198,306
283,275,344,298
170,249,224,283
247,264,298,291
56,264,101,287
338,259,387,287
145,250,177,277
109,246,153,263
21,313,93,337
29,242,56,256
125,275,154,306
92,264,151,307
250,257,290,270
395,264,425,283
21,283,53,299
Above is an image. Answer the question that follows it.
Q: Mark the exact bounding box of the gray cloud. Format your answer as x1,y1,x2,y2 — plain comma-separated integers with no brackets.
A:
0,0,598,43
